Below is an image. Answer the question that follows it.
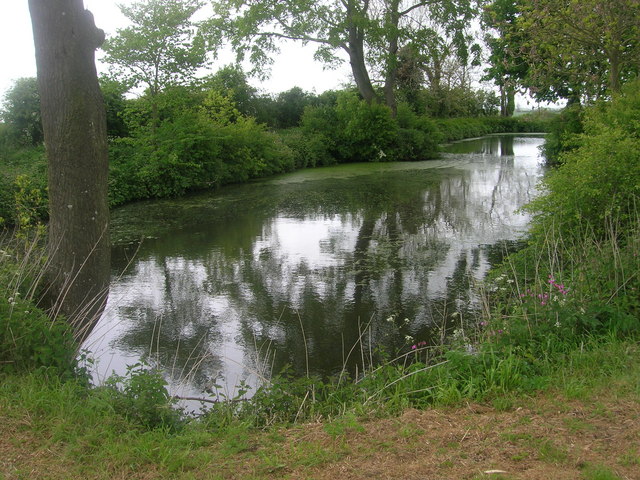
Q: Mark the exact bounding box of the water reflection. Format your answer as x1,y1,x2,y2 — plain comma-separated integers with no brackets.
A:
85,135,544,399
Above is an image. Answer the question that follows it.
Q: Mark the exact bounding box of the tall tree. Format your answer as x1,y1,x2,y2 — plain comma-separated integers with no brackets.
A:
209,0,478,112
102,0,209,128
518,0,640,102
482,0,527,115
28,0,110,342
0,77,43,146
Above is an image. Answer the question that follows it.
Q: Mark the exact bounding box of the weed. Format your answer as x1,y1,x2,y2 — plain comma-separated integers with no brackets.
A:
537,438,568,463
323,413,365,437
618,449,640,467
562,417,595,433
97,362,184,431
581,464,623,480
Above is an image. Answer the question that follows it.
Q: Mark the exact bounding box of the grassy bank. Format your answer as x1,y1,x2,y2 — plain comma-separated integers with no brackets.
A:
1,333,638,479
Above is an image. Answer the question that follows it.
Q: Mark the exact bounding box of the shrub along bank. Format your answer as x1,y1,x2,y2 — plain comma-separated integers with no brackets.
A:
0,90,551,226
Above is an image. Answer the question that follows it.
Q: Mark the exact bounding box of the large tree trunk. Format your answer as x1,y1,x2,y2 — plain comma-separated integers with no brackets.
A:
347,29,378,103
29,0,110,343
345,1,379,104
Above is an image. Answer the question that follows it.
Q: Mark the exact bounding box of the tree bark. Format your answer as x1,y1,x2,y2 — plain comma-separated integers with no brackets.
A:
383,0,400,116
345,1,379,104
29,0,110,343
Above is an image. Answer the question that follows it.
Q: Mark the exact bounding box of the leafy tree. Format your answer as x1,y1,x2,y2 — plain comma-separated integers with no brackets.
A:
518,0,640,102
209,0,478,112
528,78,640,238
0,77,43,146
28,0,110,342
99,76,130,138
102,0,209,128
482,0,527,115
274,87,312,128
201,65,259,117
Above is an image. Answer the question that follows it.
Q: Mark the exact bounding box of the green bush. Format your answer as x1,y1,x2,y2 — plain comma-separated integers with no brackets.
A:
435,114,551,144
98,363,184,431
0,293,76,376
0,145,48,226
108,95,295,205
333,93,398,162
278,128,337,169
0,174,13,225
541,103,584,166
529,81,640,239
301,94,442,164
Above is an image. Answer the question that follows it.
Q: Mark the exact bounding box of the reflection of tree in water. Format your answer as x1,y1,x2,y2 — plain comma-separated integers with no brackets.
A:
112,256,225,390
105,137,545,389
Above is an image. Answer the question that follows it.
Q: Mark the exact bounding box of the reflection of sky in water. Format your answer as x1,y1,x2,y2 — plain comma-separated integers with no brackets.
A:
84,135,545,404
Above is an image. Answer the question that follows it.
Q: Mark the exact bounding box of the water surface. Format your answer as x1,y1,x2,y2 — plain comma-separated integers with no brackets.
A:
84,135,545,399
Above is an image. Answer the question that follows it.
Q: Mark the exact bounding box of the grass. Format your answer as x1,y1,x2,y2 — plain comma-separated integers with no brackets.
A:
1,332,638,478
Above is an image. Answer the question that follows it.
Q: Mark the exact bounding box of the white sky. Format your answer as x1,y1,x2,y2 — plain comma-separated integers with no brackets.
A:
0,1,353,101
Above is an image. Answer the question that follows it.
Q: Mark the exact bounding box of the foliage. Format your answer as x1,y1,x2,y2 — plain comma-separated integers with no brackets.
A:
0,293,76,377
209,0,479,108
99,76,131,138
529,80,640,238
541,103,584,166
273,87,313,128
480,81,640,379
0,151,48,227
0,236,76,377
200,64,260,118
419,86,501,118
482,0,528,116
103,0,208,97
517,0,640,101
332,93,399,162
12,175,48,235
98,363,184,431
107,87,295,206
435,113,551,143
0,77,43,146
300,93,442,164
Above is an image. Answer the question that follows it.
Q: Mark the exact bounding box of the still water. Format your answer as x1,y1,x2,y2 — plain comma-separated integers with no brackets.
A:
84,135,545,399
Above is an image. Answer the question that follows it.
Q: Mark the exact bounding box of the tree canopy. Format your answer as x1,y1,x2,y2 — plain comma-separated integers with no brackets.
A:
103,0,209,97
484,0,640,103
0,77,43,146
208,0,479,112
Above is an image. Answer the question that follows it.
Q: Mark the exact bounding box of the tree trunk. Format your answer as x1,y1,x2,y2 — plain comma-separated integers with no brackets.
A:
608,48,621,94
505,84,516,117
29,0,110,343
345,1,379,104
383,0,400,116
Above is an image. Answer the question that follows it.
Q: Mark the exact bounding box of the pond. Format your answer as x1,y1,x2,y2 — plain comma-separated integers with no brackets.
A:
83,134,545,400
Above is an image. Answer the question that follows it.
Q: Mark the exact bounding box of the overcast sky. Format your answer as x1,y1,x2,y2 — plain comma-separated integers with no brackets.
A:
0,1,353,101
